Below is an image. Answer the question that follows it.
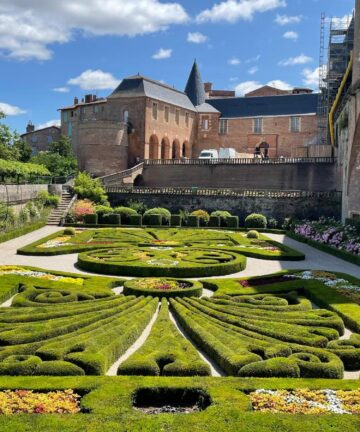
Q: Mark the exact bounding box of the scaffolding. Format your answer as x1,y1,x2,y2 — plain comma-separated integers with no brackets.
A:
317,13,354,145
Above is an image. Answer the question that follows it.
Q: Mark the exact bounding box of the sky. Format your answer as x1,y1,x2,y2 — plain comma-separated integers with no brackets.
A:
0,0,355,134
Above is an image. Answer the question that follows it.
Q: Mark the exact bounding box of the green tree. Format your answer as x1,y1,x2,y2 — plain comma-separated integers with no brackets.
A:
0,111,21,161
14,139,32,162
31,152,77,177
49,135,73,157
74,172,108,204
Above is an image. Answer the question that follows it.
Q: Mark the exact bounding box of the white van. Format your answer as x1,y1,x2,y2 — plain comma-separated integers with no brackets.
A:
198,149,219,159
219,148,237,159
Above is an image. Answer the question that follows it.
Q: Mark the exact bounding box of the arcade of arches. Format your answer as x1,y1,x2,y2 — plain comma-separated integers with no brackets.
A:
148,135,192,160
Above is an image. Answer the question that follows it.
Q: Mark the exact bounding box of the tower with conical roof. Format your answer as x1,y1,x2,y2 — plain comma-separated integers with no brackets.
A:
184,61,206,107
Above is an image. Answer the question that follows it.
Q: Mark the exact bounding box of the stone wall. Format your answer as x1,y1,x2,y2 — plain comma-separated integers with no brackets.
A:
140,162,337,191
108,191,341,223
0,184,48,204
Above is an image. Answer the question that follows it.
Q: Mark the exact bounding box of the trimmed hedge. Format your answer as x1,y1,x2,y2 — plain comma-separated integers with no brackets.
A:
208,216,220,227
118,298,210,376
226,216,239,228
102,214,121,225
123,278,203,298
188,215,200,227
129,214,142,226
143,214,162,226
171,215,182,227
84,214,98,225
0,221,47,244
245,213,267,229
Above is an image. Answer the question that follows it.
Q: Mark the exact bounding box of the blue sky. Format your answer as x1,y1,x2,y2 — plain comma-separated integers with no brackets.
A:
0,0,355,134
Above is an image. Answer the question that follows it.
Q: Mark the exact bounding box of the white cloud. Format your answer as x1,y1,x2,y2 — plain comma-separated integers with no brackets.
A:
279,54,313,66
302,66,321,88
0,102,26,116
234,79,292,96
152,48,172,60
187,32,207,44
229,76,239,82
283,31,298,41
248,66,259,75
0,1,188,61
37,119,61,129
228,57,241,65
53,87,70,93
245,54,261,64
196,0,286,23
275,14,303,25
331,15,353,30
68,69,120,90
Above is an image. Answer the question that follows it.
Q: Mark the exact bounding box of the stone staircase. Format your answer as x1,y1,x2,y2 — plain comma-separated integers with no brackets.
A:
47,187,74,226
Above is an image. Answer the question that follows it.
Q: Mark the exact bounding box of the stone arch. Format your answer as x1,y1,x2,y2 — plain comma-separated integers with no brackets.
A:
172,139,181,159
149,134,159,159
134,174,144,186
255,141,269,158
161,137,171,159
182,140,191,158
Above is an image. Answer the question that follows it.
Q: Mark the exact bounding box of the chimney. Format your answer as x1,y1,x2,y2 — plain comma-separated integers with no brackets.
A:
26,121,35,133
204,82,213,93
84,94,92,103
74,97,79,105
353,0,360,84
92,94,97,101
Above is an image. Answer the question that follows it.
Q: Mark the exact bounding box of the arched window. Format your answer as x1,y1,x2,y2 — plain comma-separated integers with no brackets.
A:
123,110,129,123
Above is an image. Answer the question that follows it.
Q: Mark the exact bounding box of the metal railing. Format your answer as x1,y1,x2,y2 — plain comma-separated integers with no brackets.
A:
105,186,341,199
143,157,336,166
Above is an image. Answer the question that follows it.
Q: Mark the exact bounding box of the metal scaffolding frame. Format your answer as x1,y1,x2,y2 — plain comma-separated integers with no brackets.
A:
317,12,354,145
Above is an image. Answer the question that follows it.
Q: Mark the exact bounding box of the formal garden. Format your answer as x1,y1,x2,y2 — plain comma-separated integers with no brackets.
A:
0,217,356,431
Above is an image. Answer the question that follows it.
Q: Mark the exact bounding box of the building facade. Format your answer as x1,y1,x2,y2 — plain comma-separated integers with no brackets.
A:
59,62,320,177
21,122,61,154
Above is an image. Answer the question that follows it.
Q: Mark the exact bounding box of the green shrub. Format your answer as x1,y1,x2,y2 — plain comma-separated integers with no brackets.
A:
123,278,203,299
191,210,210,226
239,358,301,378
144,208,171,223
226,216,239,228
95,205,113,217
102,214,121,225
127,200,148,215
282,217,293,230
208,216,220,227
245,213,267,228
36,361,85,376
84,214,98,225
188,215,199,227
247,230,259,239
113,207,138,224
211,211,231,225
63,227,76,235
268,218,278,229
129,215,142,226
74,172,108,204
171,215,182,227
143,214,162,226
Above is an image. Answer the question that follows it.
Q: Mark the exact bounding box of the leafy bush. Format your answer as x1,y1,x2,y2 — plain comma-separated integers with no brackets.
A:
211,211,231,224
191,210,210,226
36,190,60,207
143,208,171,223
95,205,113,216
268,218,278,229
245,213,267,229
247,230,259,239
73,200,96,222
63,227,76,235
74,172,108,204
113,207,138,224
0,159,50,179
127,200,148,215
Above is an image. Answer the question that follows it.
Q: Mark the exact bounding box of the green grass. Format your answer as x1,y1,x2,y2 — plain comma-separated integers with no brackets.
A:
0,376,359,431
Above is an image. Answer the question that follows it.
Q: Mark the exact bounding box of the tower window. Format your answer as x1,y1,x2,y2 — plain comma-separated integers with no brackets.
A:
152,103,158,120
253,118,263,134
290,116,301,132
175,109,180,125
219,119,228,135
164,106,169,122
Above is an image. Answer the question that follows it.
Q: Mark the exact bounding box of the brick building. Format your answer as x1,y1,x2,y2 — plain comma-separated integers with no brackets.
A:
21,122,61,154
59,62,320,176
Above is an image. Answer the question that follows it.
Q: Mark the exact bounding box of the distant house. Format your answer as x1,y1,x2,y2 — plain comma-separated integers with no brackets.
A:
21,122,61,154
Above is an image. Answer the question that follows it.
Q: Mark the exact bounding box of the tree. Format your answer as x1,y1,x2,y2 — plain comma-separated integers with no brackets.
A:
49,135,73,157
0,111,20,161
74,172,108,204
31,152,77,177
14,139,32,162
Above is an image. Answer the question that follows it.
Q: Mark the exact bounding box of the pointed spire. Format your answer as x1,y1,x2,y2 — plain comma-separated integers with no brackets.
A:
184,61,206,107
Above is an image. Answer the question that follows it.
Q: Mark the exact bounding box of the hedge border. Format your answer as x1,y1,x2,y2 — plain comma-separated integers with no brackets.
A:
0,221,47,244
123,279,203,298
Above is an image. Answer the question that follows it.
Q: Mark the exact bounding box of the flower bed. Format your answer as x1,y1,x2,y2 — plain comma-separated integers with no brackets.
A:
250,389,360,415
123,278,203,298
0,389,80,414
0,266,84,285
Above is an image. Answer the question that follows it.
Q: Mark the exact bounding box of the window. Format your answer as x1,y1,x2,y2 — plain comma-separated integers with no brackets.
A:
253,118,263,134
123,110,129,123
47,135,53,144
185,112,189,127
70,110,74,118
290,116,300,133
152,102,158,120
175,109,180,125
93,105,99,113
80,106,86,115
164,106,170,123
202,118,209,130
219,119,228,135
68,122,73,139
63,111,68,123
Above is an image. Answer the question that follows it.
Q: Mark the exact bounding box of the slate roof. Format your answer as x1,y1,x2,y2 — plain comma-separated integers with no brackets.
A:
110,75,196,111
184,61,206,107
206,93,319,118
196,102,220,114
